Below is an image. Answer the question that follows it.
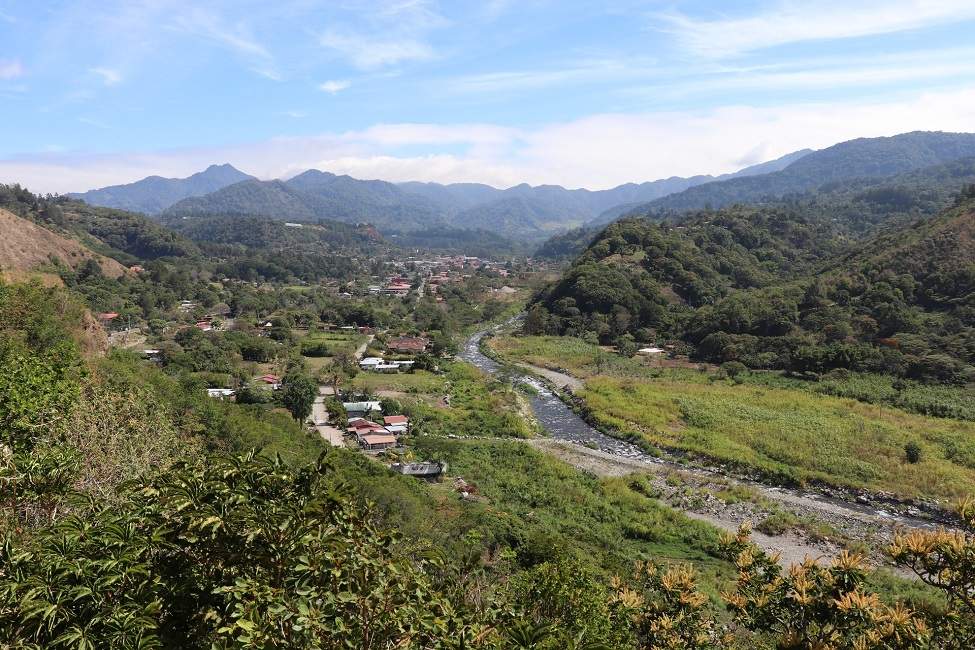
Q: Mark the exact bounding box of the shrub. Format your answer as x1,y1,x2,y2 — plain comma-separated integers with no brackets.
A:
905,441,923,464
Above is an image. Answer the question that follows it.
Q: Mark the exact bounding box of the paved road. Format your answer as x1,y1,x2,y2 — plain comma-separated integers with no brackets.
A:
310,395,344,447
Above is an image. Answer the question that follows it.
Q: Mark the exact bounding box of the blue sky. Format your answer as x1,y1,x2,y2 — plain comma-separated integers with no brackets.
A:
3,0,975,193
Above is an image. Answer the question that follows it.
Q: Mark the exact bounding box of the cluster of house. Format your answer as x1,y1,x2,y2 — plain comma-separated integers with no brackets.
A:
343,402,410,450
368,275,412,296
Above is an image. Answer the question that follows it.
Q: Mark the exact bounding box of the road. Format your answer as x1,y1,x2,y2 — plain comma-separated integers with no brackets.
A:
311,334,373,447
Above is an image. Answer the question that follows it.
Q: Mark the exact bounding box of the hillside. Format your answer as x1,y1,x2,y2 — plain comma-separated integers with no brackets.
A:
536,154,975,260
529,192,975,381
622,131,975,217
68,163,254,214
165,175,445,231
168,213,381,251
0,207,128,280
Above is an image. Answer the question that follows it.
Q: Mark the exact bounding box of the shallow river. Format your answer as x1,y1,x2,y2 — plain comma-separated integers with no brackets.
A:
458,326,944,532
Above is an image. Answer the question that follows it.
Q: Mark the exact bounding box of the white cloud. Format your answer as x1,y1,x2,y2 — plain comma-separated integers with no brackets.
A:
319,30,434,69
90,66,122,86
319,79,351,94
0,59,24,80
662,0,975,57
5,86,975,194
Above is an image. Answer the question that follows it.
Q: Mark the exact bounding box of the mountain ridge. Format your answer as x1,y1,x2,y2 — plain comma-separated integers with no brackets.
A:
68,163,255,214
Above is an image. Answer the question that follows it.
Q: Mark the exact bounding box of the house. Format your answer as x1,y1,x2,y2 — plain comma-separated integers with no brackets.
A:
195,321,213,332
343,401,382,417
375,363,402,373
388,336,428,353
206,388,235,400
142,348,162,362
359,357,384,370
357,433,397,451
383,415,409,434
258,374,282,390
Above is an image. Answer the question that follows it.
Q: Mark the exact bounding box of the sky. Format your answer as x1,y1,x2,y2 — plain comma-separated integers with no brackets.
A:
2,0,975,193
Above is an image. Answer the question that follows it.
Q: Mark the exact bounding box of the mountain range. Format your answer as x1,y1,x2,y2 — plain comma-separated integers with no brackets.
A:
613,131,975,220
65,131,975,244
68,150,811,240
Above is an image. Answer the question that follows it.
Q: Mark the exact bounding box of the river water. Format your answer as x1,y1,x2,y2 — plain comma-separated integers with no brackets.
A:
458,326,944,532
459,328,663,463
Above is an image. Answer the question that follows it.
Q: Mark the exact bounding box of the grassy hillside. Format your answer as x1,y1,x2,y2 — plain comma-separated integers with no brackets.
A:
0,207,128,280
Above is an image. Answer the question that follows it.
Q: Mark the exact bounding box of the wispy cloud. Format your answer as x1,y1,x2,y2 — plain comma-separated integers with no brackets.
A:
0,59,24,80
90,66,122,86
319,79,351,94
78,116,110,129
661,0,975,57
447,58,654,94
169,7,280,79
319,30,434,69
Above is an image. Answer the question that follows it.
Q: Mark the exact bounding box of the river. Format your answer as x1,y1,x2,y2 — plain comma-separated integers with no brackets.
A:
458,326,946,541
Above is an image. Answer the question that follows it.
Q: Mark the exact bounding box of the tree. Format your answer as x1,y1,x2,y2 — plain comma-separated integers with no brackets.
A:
280,370,317,422
904,441,922,464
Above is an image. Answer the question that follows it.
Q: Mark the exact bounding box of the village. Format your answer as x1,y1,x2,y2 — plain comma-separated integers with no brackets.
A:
93,249,542,483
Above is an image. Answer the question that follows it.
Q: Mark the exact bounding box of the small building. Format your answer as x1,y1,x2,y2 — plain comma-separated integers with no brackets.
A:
343,401,382,417
358,433,397,450
359,357,384,370
142,348,162,362
388,336,428,353
206,388,235,400
637,347,666,356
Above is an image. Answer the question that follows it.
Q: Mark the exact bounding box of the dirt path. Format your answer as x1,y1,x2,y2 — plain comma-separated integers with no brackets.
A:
353,335,374,360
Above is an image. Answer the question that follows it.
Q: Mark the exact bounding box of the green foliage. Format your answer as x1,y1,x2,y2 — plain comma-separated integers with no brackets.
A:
0,452,488,649
279,370,317,422
905,441,923,464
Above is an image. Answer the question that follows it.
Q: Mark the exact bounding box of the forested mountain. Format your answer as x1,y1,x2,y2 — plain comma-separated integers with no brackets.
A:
152,150,810,241
621,131,975,218
68,163,254,214
165,174,447,231
529,187,975,382
537,154,975,261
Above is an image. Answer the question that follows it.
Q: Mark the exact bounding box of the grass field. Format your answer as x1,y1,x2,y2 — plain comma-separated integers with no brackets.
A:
490,335,975,502
351,369,445,395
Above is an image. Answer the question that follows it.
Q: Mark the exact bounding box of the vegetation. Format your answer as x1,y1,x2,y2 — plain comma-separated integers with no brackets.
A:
529,197,975,383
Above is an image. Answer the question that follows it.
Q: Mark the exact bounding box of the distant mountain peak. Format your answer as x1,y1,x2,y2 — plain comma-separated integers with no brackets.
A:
69,164,256,214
